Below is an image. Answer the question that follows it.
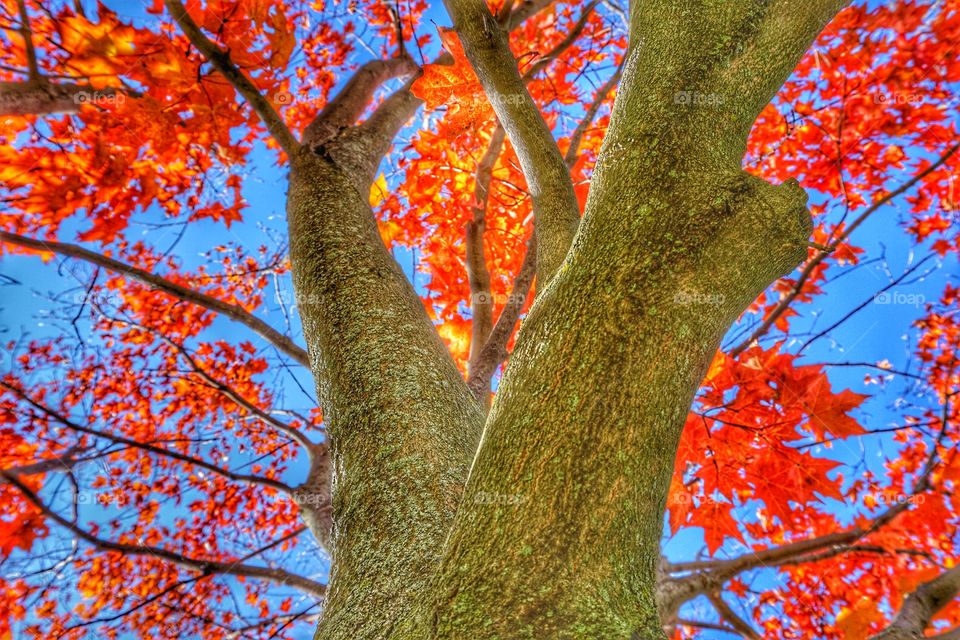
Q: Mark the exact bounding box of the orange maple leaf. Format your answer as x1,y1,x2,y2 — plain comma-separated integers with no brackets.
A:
411,28,494,133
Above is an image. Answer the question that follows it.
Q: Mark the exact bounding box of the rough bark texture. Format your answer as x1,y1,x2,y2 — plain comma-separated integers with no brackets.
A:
871,566,960,640
0,80,125,116
401,2,843,638
279,2,848,639
415,165,812,640
286,148,485,640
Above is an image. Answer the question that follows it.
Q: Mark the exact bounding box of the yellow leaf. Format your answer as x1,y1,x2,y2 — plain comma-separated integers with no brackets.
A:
836,597,883,640
369,173,388,208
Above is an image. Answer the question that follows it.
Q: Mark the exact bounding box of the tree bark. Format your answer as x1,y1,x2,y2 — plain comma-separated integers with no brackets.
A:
279,2,848,639
286,148,484,639
871,566,960,640
401,2,844,638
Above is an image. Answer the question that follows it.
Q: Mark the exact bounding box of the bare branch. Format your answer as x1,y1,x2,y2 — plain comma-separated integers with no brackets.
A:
871,566,960,640
564,61,623,168
660,400,954,619
0,80,129,116
466,234,536,399
520,1,600,81
707,592,760,640
106,315,316,452
0,231,310,367
1,445,85,476
0,379,296,495
2,472,326,599
15,0,40,80
466,125,507,390
729,142,960,356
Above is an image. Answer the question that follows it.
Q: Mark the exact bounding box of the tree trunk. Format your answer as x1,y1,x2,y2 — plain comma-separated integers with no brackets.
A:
282,2,848,639
414,123,813,640
286,148,485,640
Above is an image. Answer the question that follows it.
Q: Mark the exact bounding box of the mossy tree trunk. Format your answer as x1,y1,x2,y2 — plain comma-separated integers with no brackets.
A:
284,1,849,638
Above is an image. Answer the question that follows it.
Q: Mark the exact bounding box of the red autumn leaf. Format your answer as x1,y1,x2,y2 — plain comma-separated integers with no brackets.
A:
411,28,495,133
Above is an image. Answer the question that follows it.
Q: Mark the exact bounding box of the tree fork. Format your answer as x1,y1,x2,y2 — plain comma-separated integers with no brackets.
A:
412,166,813,640
403,1,844,636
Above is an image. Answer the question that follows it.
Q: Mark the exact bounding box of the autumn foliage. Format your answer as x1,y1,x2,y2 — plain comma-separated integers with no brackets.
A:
0,0,959,638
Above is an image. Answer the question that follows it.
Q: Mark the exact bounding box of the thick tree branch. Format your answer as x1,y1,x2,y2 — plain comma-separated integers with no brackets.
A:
444,0,580,286
465,4,612,402
282,9,570,637
322,75,427,184
287,147,485,639
1,445,85,476
420,1,851,634
303,56,418,151
466,125,507,392
0,80,126,116
466,234,536,399
320,4,558,188
501,0,554,30
872,566,960,640
162,0,299,156
465,55,621,401
2,472,326,599
0,231,310,367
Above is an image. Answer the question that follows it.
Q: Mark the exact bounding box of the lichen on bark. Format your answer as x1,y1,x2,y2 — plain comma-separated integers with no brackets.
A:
286,148,484,640
279,2,849,638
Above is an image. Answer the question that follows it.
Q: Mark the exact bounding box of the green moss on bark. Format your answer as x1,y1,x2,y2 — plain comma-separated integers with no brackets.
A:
286,149,484,640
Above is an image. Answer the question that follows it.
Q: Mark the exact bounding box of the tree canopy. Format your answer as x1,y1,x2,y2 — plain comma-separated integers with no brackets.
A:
1,0,960,638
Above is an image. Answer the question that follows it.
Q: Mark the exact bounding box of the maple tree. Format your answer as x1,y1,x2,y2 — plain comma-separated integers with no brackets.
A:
0,0,959,637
